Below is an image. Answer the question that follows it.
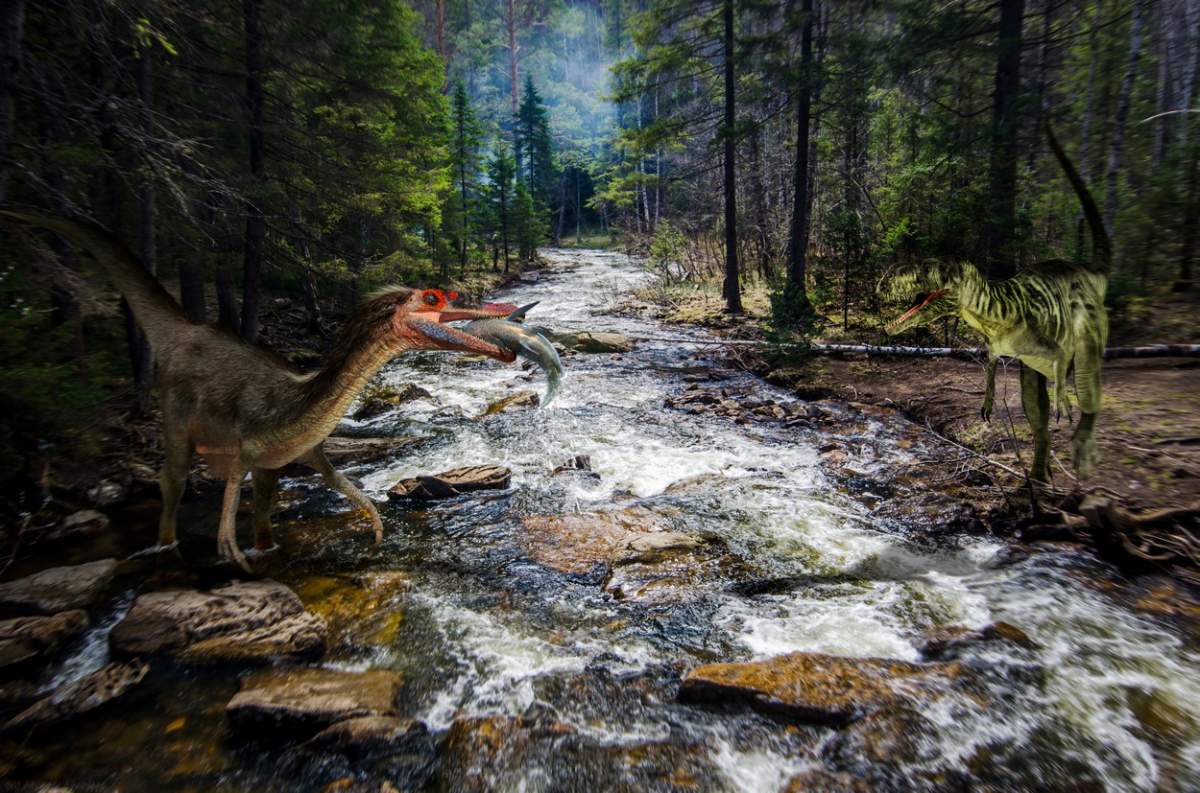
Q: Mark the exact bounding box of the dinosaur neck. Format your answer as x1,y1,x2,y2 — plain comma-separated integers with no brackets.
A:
955,263,1008,335
255,321,402,458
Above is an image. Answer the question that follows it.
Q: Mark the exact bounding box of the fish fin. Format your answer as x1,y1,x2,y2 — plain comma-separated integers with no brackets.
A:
507,302,539,323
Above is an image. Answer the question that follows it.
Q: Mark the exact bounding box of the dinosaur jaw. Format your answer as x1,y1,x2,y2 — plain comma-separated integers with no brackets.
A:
888,289,949,333
397,301,521,361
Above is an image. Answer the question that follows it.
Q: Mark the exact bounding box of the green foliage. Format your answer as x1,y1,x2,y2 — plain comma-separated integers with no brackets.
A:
516,75,558,216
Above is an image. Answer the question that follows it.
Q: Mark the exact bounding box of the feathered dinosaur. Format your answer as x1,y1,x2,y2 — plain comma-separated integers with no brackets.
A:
880,124,1111,482
0,211,524,569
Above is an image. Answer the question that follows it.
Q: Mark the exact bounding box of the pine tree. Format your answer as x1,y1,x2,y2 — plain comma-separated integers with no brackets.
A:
486,145,518,271
449,79,482,276
516,74,557,214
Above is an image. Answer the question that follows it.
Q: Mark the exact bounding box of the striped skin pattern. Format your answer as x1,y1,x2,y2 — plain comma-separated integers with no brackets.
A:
882,256,1107,481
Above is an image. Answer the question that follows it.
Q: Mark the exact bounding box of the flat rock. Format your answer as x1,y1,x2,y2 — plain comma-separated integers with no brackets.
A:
226,668,404,735
783,769,871,793
321,435,426,466
920,621,1038,659
0,610,89,673
520,507,703,576
679,652,965,726
36,510,110,545
388,465,511,500
481,390,539,416
109,580,326,664
822,707,937,768
546,329,633,354
0,559,118,614
297,571,410,649
353,383,433,420
306,715,427,754
3,660,148,733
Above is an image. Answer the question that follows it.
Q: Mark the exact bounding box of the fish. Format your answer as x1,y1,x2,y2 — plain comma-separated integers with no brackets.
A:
465,302,564,406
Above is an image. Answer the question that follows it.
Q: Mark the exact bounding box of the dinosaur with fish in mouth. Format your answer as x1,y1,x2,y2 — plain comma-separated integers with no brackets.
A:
879,123,1110,482
0,211,563,569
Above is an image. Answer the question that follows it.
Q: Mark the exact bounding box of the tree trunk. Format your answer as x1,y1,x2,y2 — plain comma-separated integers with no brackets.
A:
1103,0,1146,237
785,0,814,318
1152,0,1173,172
216,269,240,330
435,0,448,92
555,169,567,244
134,46,156,411
458,114,469,276
721,0,741,314
500,185,510,272
984,0,1024,280
0,0,24,204
1077,0,1102,260
505,0,519,118
576,166,582,244
1024,0,1053,180
240,0,266,344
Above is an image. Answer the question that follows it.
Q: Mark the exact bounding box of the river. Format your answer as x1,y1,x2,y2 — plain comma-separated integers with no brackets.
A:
16,248,1200,792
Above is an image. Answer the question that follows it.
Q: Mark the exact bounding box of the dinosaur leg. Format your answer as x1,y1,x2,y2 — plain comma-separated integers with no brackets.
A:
306,444,384,544
217,465,250,571
1072,345,1103,477
157,426,192,550
1019,363,1051,482
1054,355,1072,423
981,357,998,421
251,467,281,551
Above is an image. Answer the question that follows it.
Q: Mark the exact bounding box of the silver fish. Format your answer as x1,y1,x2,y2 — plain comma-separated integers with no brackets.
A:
465,302,564,406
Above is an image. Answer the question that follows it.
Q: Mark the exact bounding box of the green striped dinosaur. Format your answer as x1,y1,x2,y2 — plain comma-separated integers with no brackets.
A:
881,124,1111,482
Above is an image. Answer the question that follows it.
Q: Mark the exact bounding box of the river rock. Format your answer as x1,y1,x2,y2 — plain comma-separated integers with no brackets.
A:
226,668,404,736
0,559,118,614
352,383,433,420
678,652,965,726
321,435,426,466
297,571,410,649
783,769,871,793
438,716,573,792
387,465,511,500
35,509,110,545
920,621,1038,659
0,680,38,709
2,660,148,733
547,330,633,354
0,610,89,674
520,507,702,575
305,715,427,755
109,580,326,664
822,707,937,769
482,390,539,416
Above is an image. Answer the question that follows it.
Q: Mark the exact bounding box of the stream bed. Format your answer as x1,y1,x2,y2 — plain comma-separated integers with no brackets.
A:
5,248,1199,792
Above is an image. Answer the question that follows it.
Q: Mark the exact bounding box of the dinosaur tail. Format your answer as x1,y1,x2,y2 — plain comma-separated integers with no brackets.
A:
1045,121,1112,274
0,210,189,350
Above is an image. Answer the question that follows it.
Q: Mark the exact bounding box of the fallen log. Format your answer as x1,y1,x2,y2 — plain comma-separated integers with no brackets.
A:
632,334,1200,360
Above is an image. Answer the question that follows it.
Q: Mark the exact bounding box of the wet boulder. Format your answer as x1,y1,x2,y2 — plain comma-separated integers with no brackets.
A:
0,559,118,614
305,715,427,756
783,769,871,793
482,390,539,416
2,660,148,733
352,383,433,420
109,580,326,664
387,465,511,500
679,652,965,726
920,621,1038,659
520,507,702,576
546,329,633,354
0,610,89,674
321,435,426,466
33,509,110,545
437,716,573,793
226,667,404,737
296,571,410,650
821,707,938,769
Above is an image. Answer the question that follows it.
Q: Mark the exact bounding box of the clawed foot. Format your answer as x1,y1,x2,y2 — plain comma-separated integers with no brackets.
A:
218,532,251,572
980,399,993,422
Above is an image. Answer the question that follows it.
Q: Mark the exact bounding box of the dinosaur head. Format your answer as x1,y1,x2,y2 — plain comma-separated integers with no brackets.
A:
363,287,519,361
878,261,962,335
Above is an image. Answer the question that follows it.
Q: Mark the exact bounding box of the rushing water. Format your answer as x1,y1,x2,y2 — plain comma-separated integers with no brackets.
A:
12,249,1200,792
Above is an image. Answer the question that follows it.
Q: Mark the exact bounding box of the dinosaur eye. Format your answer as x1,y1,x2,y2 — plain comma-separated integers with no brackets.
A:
424,291,440,306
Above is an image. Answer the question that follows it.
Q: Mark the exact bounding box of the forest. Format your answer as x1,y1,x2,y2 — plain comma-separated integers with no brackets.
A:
1,1,1199,792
